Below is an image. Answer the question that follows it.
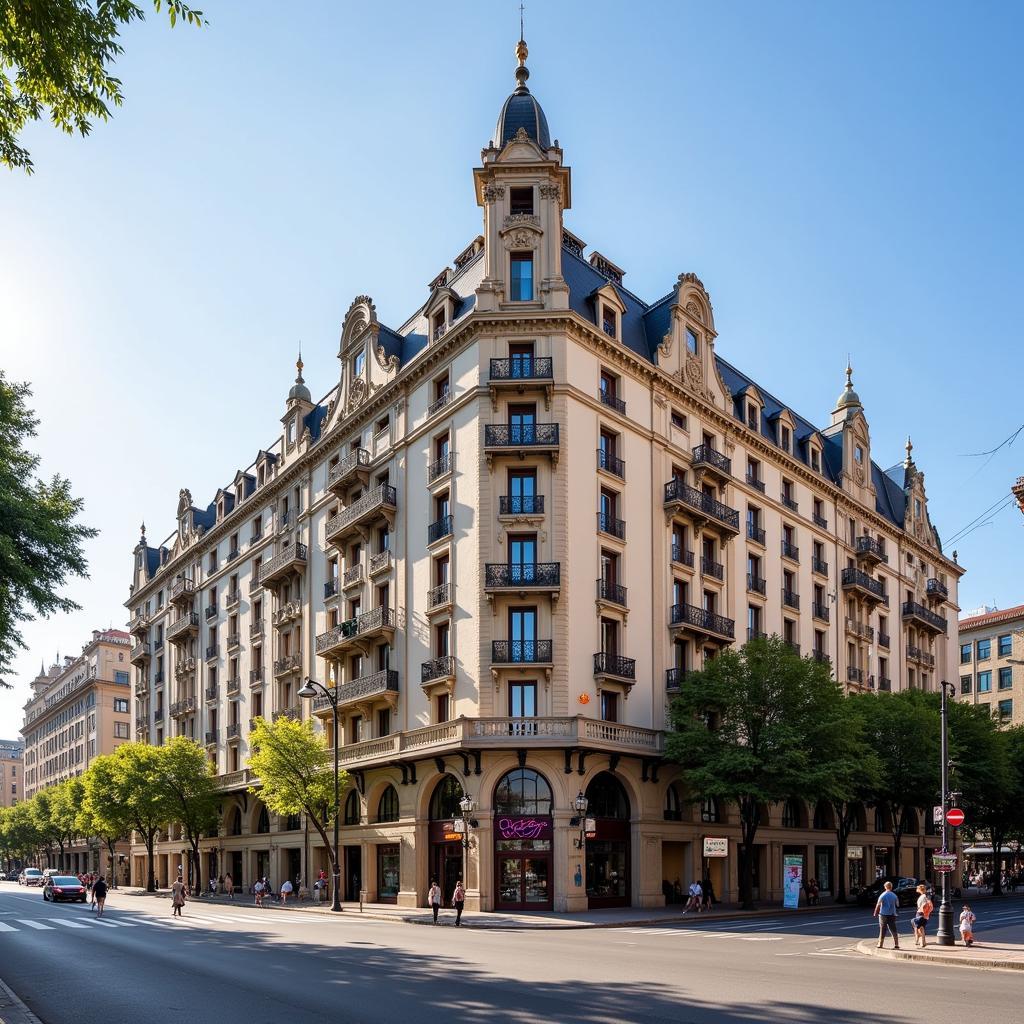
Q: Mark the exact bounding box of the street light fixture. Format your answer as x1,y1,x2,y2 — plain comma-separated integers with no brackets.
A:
570,791,589,849
297,676,343,913
458,794,478,853
936,679,955,945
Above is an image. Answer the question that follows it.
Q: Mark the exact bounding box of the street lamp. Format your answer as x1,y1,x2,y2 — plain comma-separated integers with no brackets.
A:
570,791,589,849
936,679,955,945
297,676,342,912
458,794,478,853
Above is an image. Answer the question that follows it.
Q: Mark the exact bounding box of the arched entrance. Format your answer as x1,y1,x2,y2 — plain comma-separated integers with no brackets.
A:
428,774,465,905
493,767,553,911
585,772,631,908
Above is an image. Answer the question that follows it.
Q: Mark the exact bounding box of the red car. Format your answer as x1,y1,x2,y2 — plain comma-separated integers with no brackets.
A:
42,875,87,903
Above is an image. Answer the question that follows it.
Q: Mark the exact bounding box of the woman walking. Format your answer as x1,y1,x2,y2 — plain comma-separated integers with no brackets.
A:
959,904,976,946
170,875,187,917
224,872,233,900
911,883,933,947
428,879,442,924
93,876,108,918
452,880,466,927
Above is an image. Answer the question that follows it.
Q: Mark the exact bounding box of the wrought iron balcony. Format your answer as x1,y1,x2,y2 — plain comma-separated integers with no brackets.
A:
169,577,195,605
907,643,936,668
205,730,218,746
847,666,864,684
782,589,800,610
598,388,626,415
663,479,740,535
597,448,625,479
154,638,164,652
781,493,799,512
593,652,636,680
812,601,830,621
812,556,829,576
249,578,262,595
325,486,397,546
428,582,451,609
669,603,735,641
597,511,625,540
427,453,452,483
249,667,264,687
250,621,264,641
878,631,890,649
369,550,392,576
666,668,687,691
902,601,947,634
488,356,553,382
747,629,767,642
701,556,724,580
483,423,559,450
227,722,242,739
671,543,695,567
746,523,765,545
259,542,308,587
781,540,800,562
226,677,241,696
691,444,731,477
130,641,150,665
855,535,888,565
129,610,150,637
845,617,874,642
926,578,949,601
314,670,400,712
841,566,884,602
205,644,217,661
170,697,196,718
226,548,240,563
205,685,218,702
226,633,240,651
272,706,301,723
315,607,397,658
745,473,765,493
420,657,455,685
597,578,627,606
273,653,302,677
812,650,831,665
878,676,892,691
205,605,218,621
484,562,561,591
327,448,370,495
499,494,544,516
342,564,363,590
428,389,452,416
784,640,801,656
812,512,828,530
427,514,453,545
153,670,164,684
135,680,148,698
747,573,766,595
226,589,240,609
491,640,553,664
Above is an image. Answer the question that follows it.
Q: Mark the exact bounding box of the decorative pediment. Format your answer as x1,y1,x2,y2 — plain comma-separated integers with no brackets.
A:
176,488,193,519
676,272,715,332
339,295,379,357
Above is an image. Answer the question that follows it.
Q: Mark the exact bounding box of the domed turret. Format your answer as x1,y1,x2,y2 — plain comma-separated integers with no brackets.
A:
288,352,311,404
834,362,862,412
493,35,551,149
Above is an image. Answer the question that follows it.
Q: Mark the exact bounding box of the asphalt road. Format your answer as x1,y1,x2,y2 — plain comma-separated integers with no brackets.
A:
0,882,1021,1024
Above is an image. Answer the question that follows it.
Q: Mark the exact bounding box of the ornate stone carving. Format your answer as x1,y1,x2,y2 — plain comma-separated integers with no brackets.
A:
685,300,703,322
680,353,712,402
502,213,541,230
540,183,561,203
347,377,367,412
658,331,673,360
483,183,505,202
375,343,399,373
177,489,193,518
854,465,865,486
513,127,531,143
504,228,538,251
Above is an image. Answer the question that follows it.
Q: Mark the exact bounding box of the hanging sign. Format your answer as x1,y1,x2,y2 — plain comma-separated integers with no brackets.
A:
847,846,864,860
933,805,944,826
585,817,597,840
783,855,804,910
703,837,728,858
932,852,957,873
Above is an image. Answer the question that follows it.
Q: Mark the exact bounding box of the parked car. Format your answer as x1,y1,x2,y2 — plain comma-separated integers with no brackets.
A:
18,868,43,887
855,875,921,908
42,875,87,903
4,870,19,881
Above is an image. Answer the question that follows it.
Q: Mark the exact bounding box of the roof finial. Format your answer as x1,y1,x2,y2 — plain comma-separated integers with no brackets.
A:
296,345,304,383
140,521,146,543
845,358,853,392
514,4,530,93
905,435,914,462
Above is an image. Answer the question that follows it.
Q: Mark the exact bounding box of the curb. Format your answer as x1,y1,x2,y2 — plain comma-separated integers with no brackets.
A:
856,939,1024,971
0,976,43,1024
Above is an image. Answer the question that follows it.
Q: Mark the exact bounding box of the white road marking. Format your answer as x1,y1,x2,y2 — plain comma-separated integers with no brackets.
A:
47,918,90,929
90,920,120,928
0,922,17,932
16,920,53,930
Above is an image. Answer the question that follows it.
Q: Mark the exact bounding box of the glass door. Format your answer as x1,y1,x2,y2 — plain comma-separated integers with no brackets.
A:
509,536,537,584
509,405,536,444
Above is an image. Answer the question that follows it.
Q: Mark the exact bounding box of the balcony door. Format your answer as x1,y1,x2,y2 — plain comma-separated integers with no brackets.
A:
509,470,536,514
509,343,535,379
509,607,537,663
508,404,536,443
509,534,537,584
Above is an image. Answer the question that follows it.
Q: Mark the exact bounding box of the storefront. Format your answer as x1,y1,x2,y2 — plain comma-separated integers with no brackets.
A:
847,845,865,892
429,774,466,904
493,767,553,911
584,773,630,908
377,844,400,903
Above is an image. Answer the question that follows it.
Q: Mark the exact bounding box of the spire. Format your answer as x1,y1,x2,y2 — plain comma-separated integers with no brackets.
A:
514,11,530,95
287,345,312,404
139,521,146,544
296,345,304,384
904,436,914,467
834,359,862,412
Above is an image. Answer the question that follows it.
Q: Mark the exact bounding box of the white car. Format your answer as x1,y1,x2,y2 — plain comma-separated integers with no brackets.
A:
18,868,43,887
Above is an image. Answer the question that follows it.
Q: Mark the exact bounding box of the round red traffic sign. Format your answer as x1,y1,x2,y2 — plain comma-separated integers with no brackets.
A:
945,808,965,827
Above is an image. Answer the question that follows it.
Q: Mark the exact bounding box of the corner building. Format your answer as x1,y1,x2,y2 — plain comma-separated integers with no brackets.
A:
127,40,958,908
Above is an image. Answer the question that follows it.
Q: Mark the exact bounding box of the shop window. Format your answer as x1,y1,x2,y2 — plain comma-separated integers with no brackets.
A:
429,774,464,820
256,806,270,834
343,789,360,826
377,785,399,823
664,783,683,822
493,767,552,816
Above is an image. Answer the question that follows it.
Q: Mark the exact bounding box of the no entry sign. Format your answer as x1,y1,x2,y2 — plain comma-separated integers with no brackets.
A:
945,808,965,827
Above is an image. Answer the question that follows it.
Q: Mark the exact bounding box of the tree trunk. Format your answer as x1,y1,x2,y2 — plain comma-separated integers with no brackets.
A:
145,833,156,892
189,838,201,896
990,829,1004,896
738,803,759,910
106,839,117,887
835,827,850,904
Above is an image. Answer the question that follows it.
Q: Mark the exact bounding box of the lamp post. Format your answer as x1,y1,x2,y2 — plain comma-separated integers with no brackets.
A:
570,791,589,849
458,794,477,854
297,676,342,912
936,679,955,945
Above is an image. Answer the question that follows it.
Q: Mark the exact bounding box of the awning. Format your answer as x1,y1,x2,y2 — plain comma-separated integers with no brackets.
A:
963,846,1015,855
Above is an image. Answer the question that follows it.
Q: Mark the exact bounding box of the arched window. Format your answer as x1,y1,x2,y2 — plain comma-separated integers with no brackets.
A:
494,768,553,816
900,808,918,836
285,813,302,832
812,801,832,830
700,797,720,823
781,798,802,829
343,789,360,825
229,808,242,836
256,806,270,834
585,772,629,819
664,783,683,822
874,805,888,834
429,774,465,820
377,785,399,823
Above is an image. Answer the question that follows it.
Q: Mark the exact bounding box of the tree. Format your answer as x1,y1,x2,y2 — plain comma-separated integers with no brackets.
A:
80,757,135,887
0,371,97,687
854,689,940,875
2,801,40,867
667,636,851,909
50,778,85,870
153,737,219,892
247,716,347,903
0,0,205,173
29,789,61,866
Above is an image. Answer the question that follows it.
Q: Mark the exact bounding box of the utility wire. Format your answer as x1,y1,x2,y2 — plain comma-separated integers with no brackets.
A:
945,494,1016,547
944,489,1014,545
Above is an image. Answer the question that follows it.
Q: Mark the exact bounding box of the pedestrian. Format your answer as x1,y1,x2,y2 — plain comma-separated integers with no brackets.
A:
911,883,933,947
428,879,442,924
171,875,187,917
280,878,293,906
224,872,234,900
452,879,465,926
873,880,900,949
958,904,976,946
684,879,702,914
701,876,715,912
93,875,108,918
806,878,820,906
254,877,265,908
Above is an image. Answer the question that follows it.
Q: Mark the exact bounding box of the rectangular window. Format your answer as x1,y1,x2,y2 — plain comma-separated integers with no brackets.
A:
977,639,991,660
113,698,129,713
978,671,992,693
960,675,972,695
600,690,619,723
998,667,1013,690
998,634,1013,657
671,409,687,431
509,186,533,215
510,252,534,301
960,643,972,664
114,670,129,684
998,699,1013,722
436,693,450,724
509,681,537,718
686,328,698,355
377,708,391,737
114,722,129,739
746,403,758,430
352,349,366,377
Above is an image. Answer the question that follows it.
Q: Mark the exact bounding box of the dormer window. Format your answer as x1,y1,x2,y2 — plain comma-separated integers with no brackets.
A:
510,252,534,301
431,309,447,342
780,426,791,453
510,187,534,215
746,403,759,431
257,466,265,487
601,305,618,339
854,445,864,464
287,417,296,445
810,447,821,473
686,328,699,355
352,350,366,378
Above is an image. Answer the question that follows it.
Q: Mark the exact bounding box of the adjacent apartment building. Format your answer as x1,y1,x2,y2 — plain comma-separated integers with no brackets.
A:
958,604,1023,725
0,741,23,808
21,630,134,878
126,37,958,909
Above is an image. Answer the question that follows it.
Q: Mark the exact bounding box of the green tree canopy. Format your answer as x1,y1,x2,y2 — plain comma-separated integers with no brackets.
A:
667,636,850,908
81,752,136,885
0,0,204,173
0,371,97,686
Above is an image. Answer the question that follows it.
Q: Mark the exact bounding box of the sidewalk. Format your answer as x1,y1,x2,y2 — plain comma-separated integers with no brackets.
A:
858,939,1024,971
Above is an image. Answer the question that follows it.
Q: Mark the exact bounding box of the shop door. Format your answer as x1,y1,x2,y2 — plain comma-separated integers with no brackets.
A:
432,844,463,905
344,846,361,902
496,854,550,910
815,847,834,894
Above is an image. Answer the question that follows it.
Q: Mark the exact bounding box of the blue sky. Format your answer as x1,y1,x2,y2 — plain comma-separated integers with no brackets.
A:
1,0,1022,735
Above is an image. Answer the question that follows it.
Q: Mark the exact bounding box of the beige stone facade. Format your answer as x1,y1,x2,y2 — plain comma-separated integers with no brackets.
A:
957,604,1023,725
126,40,955,908
0,741,23,808
20,630,134,877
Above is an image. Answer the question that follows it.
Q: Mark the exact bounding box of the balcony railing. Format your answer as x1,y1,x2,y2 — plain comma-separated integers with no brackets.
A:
170,697,196,718
747,629,767,642
745,473,766,493
841,566,884,600
227,722,242,738
428,390,452,416
597,578,627,606
130,641,150,663
747,573,766,595
205,685,218,702
135,680,148,697
669,603,735,640
812,556,829,576
781,540,800,561
746,523,765,544
784,640,801,656
259,542,308,586
427,514,453,545
488,357,553,381
272,706,301,723
325,487,397,544
328,448,370,492
856,535,888,564
153,670,164,684
427,453,452,483
691,444,731,476
170,577,195,603
499,494,544,516
701,556,724,580
845,617,874,642
205,645,217,661
663,480,740,534
227,632,240,650
908,644,936,668
492,640,553,664
314,670,401,711
926,578,949,601
174,657,195,680
484,562,561,589
597,448,625,479
593,652,636,680
878,632,891,649
273,653,302,676
428,582,451,609
902,601,947,633
343,564,363,589
781,494,799,512
812,650,831,665
421,656,455,684
250,667,264,686
878,676,892,691
666,668,687,691
205,730,218,746
597,511,625,540
812,512,828,530
598,389,626,415
671,543,695,567
277,509,296,532
812,601,830,621
226,548,240,563
204,605,218,622
250,621,264,641
484,423,560,448
847,666,864,684
782,589,800,610
226,677,241,696
369,550,392,576
315,608,397,656
226,589,240,609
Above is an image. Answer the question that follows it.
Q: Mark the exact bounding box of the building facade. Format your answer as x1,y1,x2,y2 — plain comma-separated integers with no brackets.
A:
127,38,957,907
21,630,134,877
957,604,1023,726
0,741,23,808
